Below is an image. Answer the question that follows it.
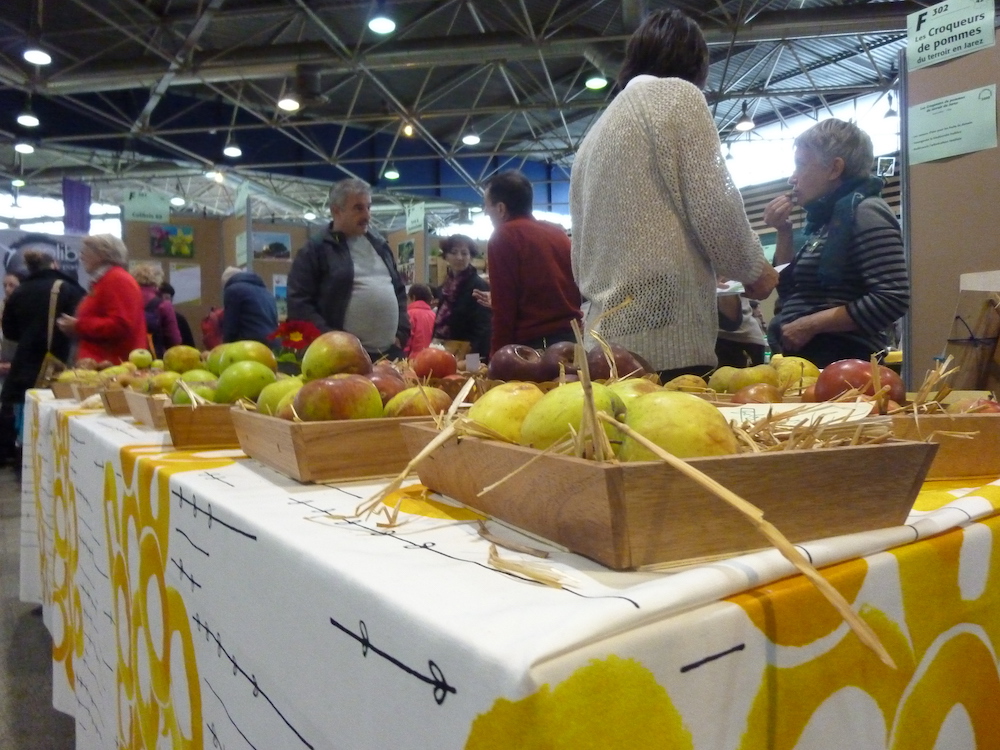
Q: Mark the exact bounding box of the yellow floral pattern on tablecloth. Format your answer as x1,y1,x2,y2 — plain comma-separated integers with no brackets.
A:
465,655,692,749
103,445,234,750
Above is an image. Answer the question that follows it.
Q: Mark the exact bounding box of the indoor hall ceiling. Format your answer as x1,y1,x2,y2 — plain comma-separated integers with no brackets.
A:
0,0,926,230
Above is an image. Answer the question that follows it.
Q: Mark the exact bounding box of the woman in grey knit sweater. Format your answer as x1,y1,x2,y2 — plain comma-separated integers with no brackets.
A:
570,8,776,382
763,119,909,367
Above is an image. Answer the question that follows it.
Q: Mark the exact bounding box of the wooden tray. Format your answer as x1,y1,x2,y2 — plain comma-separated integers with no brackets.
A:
71,383,100,401
124,390,168,430
230,409,432,483
50,381,76,399
401,424,938,570
163,404,240,449
101,388,131,416
891,413,1000,480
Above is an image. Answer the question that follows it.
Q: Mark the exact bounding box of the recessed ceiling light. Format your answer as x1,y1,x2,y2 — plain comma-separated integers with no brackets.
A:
23,48,52,66
585,76,608,90
170,196,185,207
17,110,40,128
461,133,481,146
304,211,317,221
14,142,34,154
12,178,26,188
277,96,300,112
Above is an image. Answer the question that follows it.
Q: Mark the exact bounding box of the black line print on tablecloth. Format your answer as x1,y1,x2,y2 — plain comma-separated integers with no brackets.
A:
193,614,314,749
680,643,746,673
173,487,258,541
205,680,260,750
200,470,236,488
176,527,210,556
171,557,202,591
328,615,457,706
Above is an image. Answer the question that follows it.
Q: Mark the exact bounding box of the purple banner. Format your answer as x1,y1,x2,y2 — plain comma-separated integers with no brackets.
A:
62,177,91,234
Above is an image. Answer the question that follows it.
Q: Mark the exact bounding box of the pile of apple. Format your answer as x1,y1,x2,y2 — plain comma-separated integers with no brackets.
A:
254,331,457,421
487,341,651,382
467,373,739,461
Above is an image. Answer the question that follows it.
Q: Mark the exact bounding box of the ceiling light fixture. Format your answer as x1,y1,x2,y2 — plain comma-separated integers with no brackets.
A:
734,102,755,132
368,1,396,34
170,196,185,207
223,140,242,158
383,163,400,180
585,75,608,90
304,211,317,221
14,142,35,154
23,47,52,66
461,132,481,146
402,123,414,137
17,108,39,128
204,170,225,183
884,92,899,119
12,178,26,188
277,94,300,112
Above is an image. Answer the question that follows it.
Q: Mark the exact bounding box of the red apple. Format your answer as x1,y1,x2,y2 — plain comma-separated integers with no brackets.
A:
301,331,373,381
814,358,904,403
731,383,784,403
368,370,408,405
538,341,579,381
586,343,649,380
946,397,1000,414
487,344,547,382
383,385,452,417
410,347,458,379
372,360,405,381
292,374,384,420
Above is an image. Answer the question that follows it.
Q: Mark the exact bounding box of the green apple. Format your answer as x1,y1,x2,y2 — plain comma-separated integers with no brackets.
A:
162,345,204,373
220,339,278,373
147,370,183,395
773,356,821,389
608,378,663,410
205,344,231,376
256,377,304,416
707,366,739,394
180,368,217,383
151,359,164,369
519,381,625,450
128,348,153,369
619,391,738,462
214,360,277,403
171,383,217,405
468,381,545,443
727,364,779,393
383,385,452,417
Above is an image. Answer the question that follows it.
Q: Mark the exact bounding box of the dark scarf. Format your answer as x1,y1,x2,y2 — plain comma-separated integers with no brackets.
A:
433,265,477,340
803,175,883,287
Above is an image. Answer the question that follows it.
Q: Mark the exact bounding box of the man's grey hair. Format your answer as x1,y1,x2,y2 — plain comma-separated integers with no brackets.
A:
328,178,371,209
794,119,875,181
83,233,129,266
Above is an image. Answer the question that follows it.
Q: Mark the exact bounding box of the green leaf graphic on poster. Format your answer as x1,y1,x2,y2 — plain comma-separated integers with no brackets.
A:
149,225,194,258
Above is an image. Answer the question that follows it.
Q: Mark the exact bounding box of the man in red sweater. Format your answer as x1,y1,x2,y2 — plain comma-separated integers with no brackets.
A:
482,171,582,356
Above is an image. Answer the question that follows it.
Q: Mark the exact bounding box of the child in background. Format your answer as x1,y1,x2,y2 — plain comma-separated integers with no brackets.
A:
405,284,436,356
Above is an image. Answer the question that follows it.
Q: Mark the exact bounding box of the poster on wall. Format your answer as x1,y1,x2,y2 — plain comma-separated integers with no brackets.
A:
237,231,291,261
397,239,415,286
149,224,194,258
273,274,288,319
0,229,87,284
169,263,202,305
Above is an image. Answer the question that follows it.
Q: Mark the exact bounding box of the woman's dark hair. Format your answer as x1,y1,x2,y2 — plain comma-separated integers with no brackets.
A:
159,282,176,297
23,249,55,275
618,8,710,90
408,283,433,303
483,171,533,218
440,234,479,258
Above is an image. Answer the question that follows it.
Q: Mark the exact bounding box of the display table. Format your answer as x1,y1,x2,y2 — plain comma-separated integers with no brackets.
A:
21,391,1000,749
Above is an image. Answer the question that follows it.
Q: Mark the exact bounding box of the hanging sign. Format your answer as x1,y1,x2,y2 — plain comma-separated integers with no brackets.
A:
907,0,995,71
405,202,425,234
123,190,170,223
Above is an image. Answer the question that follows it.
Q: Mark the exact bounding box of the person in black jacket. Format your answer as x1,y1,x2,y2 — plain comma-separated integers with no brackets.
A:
432,234,491,359
287,178,410,360
220,267,278,344
1,249,85,467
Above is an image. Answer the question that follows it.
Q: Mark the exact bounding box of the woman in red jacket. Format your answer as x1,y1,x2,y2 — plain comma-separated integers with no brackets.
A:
56,234,147,365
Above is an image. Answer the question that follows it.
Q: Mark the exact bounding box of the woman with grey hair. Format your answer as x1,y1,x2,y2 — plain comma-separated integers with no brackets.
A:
763,118,909,366
132,262,182,356
56,234,148,365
